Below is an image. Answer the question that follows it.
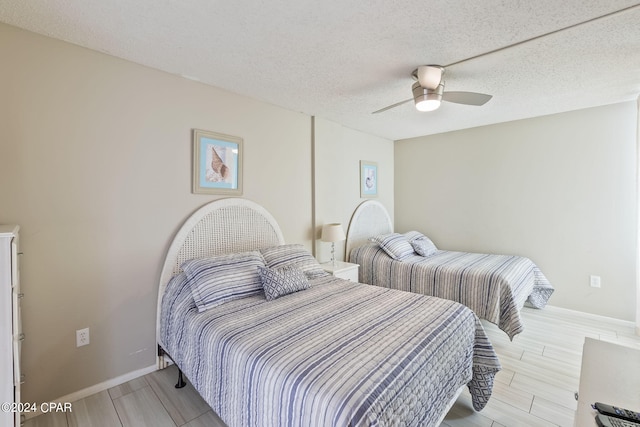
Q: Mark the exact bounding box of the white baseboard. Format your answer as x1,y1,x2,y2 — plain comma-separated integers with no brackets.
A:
22,364,158,420
543,304,637,330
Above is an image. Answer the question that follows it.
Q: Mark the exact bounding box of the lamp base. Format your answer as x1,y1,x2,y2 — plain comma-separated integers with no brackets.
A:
330,242,336,266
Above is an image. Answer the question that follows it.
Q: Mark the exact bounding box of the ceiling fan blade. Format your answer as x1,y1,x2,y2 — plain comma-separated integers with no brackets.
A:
372,98,413,114
442,91,492,106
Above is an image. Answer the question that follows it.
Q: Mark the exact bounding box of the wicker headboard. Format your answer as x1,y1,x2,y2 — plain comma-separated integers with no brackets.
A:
345,200,393,260
156,198,284,355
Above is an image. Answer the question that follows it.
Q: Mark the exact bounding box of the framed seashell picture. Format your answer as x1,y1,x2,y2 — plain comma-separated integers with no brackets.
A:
192,129,243,195
360,161,378,198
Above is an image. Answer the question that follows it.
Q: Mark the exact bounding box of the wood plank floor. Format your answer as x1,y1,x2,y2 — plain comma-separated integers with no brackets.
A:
24,306,640,427
442,306,640,427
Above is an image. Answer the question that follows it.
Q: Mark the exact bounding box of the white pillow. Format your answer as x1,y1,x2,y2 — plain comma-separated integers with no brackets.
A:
260,244,329,279
404,231,438,257
181,251,265,312
370,233,415,260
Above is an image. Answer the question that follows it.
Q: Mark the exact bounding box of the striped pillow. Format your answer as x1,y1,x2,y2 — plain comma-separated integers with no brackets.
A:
258,266,310,301
371,233,415,260
260,244,329,279
404,231,438,257
181,251,266,312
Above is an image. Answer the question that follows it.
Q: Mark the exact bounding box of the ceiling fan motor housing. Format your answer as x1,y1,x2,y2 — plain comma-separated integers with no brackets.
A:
412,81,444,111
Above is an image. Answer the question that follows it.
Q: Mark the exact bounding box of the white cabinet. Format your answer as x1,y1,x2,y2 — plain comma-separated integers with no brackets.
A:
574,337,640,426
0,226,21,427
321,261,360,282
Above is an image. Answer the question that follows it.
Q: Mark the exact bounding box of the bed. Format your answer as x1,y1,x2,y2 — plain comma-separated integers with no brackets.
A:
346,200,554,340
156,198,501,427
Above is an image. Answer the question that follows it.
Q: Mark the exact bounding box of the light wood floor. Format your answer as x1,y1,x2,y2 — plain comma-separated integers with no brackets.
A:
24,306,640,427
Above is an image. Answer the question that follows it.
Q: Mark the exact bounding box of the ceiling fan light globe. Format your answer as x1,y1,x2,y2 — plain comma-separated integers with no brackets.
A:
416,65,444,89
415,98,441,111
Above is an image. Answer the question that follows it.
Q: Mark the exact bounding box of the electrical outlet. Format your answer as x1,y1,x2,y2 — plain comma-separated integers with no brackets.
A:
76,328,90,347
590,275,601,288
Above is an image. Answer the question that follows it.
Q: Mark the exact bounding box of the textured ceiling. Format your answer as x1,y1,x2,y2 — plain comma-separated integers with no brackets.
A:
1,0,639,140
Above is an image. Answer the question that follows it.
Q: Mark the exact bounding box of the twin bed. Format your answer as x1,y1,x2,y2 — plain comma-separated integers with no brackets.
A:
346,200,554,339
156,198,501,427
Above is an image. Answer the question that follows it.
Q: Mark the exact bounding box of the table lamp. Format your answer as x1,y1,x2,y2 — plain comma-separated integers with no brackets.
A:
321,223,346,266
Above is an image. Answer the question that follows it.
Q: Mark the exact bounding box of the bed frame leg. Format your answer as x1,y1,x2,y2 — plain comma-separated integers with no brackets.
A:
175,369,187,389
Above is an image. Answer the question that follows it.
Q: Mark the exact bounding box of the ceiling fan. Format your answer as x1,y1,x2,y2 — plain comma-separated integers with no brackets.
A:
371,6,640,115
373,65,492,114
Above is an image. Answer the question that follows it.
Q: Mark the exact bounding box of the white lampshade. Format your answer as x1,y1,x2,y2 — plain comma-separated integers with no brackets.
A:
321,223,345,243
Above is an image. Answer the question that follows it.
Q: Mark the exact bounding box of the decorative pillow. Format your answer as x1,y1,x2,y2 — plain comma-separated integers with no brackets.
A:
404,231,438,257
181,251,265,312
370,233,415,260
260,244,329,279
258,266,310,301
403,230,425,242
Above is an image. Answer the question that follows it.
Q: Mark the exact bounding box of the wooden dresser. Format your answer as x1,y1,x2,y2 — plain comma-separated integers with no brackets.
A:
0,226,22,426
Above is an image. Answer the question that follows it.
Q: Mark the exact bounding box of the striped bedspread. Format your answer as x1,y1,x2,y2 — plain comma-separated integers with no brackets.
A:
350,244,554,340
161,274,501,427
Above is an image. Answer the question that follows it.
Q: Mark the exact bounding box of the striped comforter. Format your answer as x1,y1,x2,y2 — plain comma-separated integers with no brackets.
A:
350,244,554,340
161,274,500,427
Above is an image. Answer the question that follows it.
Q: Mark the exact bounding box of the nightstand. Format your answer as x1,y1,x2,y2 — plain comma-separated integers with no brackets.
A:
321,261,359,282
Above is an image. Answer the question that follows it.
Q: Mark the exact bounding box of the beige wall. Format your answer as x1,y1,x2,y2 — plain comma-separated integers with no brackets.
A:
395,102,638,321
3,19,635,407
0,24,314,403
313,117,394,263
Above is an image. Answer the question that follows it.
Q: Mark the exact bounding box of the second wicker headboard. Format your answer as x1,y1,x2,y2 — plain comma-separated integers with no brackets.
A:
345,200,393,260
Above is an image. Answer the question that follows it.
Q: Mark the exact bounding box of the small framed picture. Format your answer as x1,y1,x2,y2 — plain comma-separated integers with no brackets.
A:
192,129,243,195
360,161,378,198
